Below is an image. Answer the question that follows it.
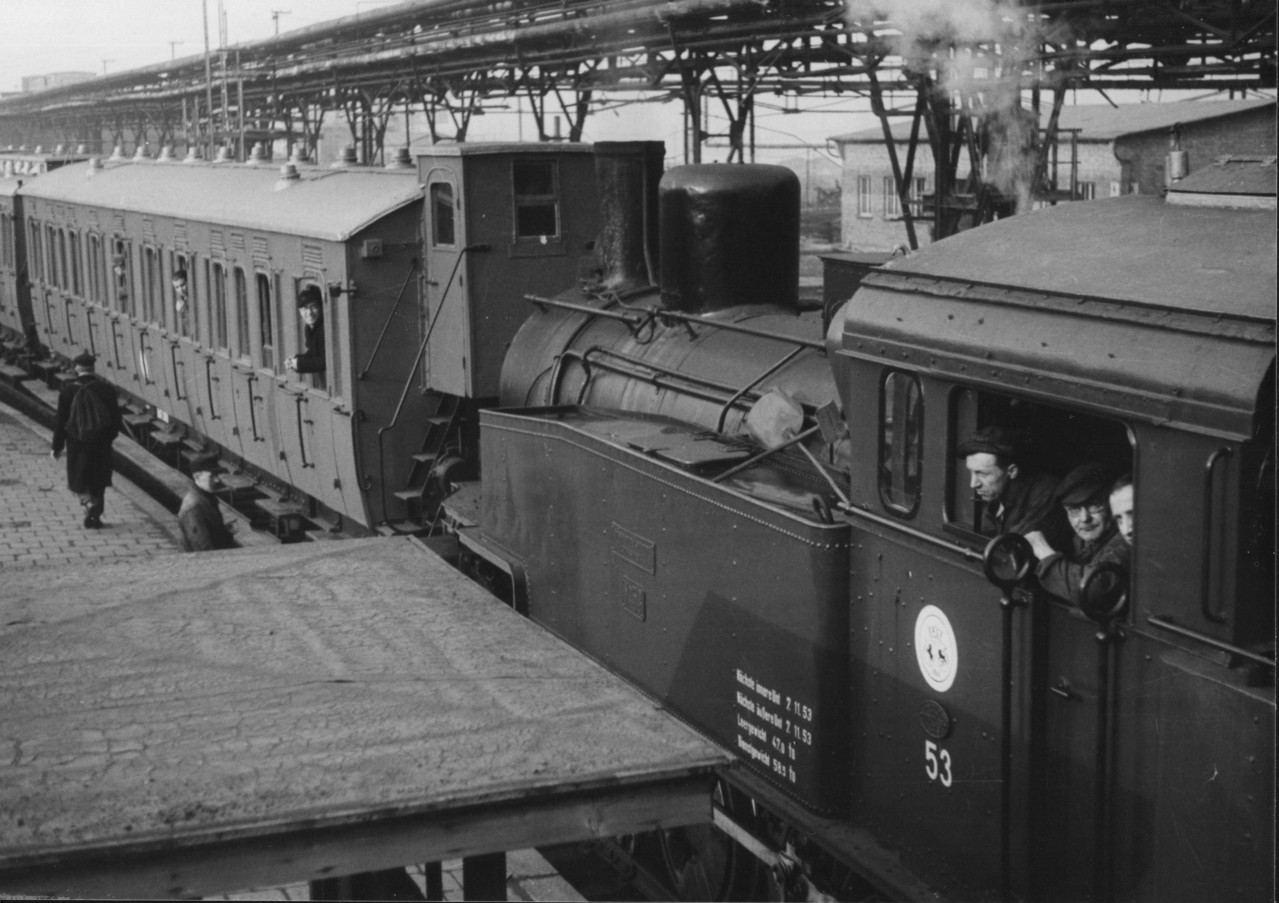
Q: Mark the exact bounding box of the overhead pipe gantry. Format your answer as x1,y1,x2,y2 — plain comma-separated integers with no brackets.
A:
2,0,1274,240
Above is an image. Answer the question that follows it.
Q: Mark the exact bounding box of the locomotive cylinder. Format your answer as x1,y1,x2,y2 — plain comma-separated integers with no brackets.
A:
658,164,800,314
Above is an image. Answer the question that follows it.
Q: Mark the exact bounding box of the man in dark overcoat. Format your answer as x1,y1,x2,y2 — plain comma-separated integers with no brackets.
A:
50,352,123,529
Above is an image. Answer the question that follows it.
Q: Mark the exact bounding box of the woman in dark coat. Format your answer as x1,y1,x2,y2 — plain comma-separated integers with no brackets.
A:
50,352,123,528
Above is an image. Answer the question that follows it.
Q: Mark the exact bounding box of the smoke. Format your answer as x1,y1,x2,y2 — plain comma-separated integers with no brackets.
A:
845,0,1069,212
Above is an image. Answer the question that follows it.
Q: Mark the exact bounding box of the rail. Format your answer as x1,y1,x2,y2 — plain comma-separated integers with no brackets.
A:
1145,615,1276,669
525,294,827,350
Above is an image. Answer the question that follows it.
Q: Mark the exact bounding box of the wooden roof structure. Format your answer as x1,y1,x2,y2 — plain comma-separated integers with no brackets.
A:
0,537,729,898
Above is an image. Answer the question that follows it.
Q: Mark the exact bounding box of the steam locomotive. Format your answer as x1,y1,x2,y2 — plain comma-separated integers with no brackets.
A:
1,140,1273,902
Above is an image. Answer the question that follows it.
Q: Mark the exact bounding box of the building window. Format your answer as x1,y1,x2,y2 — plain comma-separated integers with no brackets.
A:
513,160,560,239
883,177,902,219
880,370,923,516
909,178,928,216
857,175,874,218
1077,182,1096,200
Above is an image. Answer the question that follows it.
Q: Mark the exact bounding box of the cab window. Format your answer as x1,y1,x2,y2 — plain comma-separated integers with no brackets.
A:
879,370,923,516
512,160,560,240
430,182,456,247
946,388,1133,542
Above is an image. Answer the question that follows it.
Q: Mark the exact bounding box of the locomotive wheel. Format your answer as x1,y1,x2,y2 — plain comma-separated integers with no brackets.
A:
658,781,765,901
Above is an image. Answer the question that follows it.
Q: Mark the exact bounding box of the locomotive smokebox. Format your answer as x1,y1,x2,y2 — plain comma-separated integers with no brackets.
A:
659,164,800,314
593,142,665,292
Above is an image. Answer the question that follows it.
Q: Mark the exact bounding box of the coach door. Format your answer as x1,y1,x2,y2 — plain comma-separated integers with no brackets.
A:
423,169,468,396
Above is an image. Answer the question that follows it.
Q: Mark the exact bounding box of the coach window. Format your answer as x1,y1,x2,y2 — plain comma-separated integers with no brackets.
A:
233,266,250,360
209,260,229,351
86,234,102,304
112,237,133,315
28,222,43,283
57,228,70,293
47,225,61,289
142,246,163,324
68,231,83,298
430,182,456,247
880,370,923,516
512,160,560,241
256,271,275,370
172,251,193,339
945,387,1133,542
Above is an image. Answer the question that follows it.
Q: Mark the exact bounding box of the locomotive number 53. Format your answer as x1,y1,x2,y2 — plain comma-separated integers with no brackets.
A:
924,740,953,788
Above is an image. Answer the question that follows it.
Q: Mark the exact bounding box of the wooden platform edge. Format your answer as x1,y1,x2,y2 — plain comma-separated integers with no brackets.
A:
0,773,718,901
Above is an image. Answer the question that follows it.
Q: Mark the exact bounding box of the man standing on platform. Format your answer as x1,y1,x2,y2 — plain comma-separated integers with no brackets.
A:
177,454,238,552
50,352,122,529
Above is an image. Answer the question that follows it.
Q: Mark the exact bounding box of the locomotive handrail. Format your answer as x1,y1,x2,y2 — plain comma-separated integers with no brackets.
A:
715,346,807,434
1145,615,1276,669
843,505,985,563
554,345,763,411
524,294,826,350
525,294,646,327
1201,446,1232,624
358,257,419,381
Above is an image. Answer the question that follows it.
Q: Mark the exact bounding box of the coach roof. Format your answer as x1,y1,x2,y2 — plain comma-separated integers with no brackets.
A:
18,158,422,243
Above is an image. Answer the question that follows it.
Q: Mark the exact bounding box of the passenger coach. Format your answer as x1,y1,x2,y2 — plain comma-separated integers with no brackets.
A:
16,142,620,532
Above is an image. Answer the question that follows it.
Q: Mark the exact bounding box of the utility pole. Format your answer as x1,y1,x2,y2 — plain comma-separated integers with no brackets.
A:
271,10,291,36
203,0,215,156
101,59,113,75
169,41,185,60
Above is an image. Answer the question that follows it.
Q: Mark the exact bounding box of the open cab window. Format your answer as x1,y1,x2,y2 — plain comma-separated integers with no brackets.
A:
945,388,1133,542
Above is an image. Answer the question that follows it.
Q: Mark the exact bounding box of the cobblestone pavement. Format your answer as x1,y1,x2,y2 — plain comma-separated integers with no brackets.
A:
0,405,183,568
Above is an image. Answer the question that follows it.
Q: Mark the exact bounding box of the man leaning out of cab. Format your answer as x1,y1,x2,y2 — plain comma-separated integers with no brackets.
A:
1024,463,1131,604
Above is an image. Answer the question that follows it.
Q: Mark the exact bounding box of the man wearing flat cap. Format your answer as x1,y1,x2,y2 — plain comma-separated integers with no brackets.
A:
177,453,238,552
50,352,123,529
957,425,1066,543
1025,462,1131,603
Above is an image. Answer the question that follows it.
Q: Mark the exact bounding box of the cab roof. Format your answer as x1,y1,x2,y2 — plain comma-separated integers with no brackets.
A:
844,194,1276,438
18,159,422,242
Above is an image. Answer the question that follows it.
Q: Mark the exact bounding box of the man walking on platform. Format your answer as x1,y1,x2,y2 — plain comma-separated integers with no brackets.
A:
50,352,122,529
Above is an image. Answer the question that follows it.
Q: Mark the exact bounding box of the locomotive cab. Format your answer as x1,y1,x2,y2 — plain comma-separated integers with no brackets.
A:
835,155,1275,901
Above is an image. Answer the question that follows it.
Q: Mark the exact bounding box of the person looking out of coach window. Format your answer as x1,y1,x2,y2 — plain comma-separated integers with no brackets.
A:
1024,463,1131,603
285,285,326,376
957,425,1066,544
172,268,189,335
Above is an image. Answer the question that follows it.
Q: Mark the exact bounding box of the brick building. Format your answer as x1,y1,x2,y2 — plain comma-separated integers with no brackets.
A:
830,98,1276,251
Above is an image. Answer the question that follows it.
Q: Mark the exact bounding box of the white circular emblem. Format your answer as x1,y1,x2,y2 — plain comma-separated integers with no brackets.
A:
914,605,958,693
